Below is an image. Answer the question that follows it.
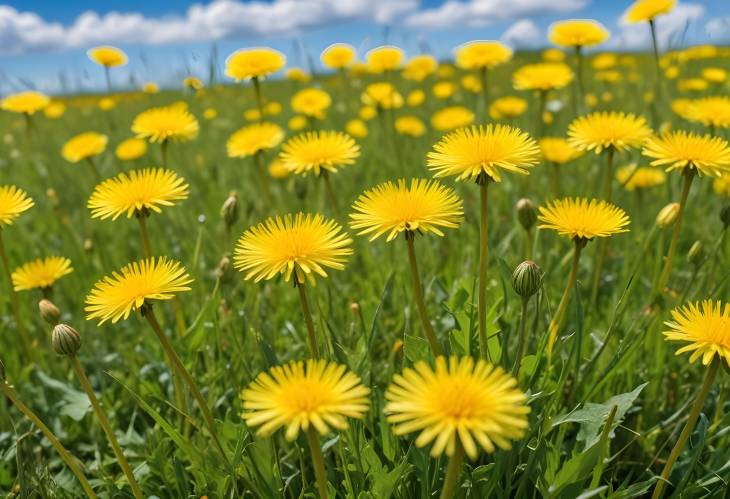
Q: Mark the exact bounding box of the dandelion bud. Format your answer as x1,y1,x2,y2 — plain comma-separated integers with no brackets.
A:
51,324,81,357
687,241,703,265
221,191,239,228
349,302,360,315
516,198,537,231
83,238,93,252
720,205,730,228
656,203,680,229
512,261,542,299
215,255,232,281
38,299,61,326
392,339,404,354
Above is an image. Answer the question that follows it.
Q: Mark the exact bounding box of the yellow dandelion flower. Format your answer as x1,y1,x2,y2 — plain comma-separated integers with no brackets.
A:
702,67,727,84
455,40,512,70
291,88,332,119
362,82,403,110
678,78,708,92
142,82,159,94
280,131,360,176
384,356,529,459
225,47,286,81
591,53,618,70
203,108,217,120
132,105,199,143
88,168,189,220
643,131,730,177
115,138,147,161
233,213,353,285
461,74,482,93
432,81,456,100
616,164,666,190
61,132,108,163
568,112,652,154
542,48,566,61
539,137,583,164
365,45,404,73
321,43,356,70
625,0,676,23
512,63,573,91
489,96,528,120
428,125,540,182
664,300,730,366
244,108,262,122
87,46,127,67
1,91,50,115
98,97,117,111
241,359,370,440
183,76,204,90
549,19,610,48
684,97,730,129
345,119,368,139
350,179,463,242
395,116,426,137
407,89,426,107
288,115,307,131
538,198,630,240
595,70,622,83
44,101,66,119
430,106,475,132
227,123,285,159
0,186,34,227
359,105,377,121
403,55,438,81
85,257,193,325
268,159,290,179
265,101,282,116
286,67,311,83
12,257,73,292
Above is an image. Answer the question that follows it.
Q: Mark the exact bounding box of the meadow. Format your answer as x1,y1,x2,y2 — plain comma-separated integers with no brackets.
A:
0,13,730,499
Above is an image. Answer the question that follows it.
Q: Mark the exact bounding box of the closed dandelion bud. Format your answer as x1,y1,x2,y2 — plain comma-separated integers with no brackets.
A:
349,302,360,315
516,198,537,231
221,191,239,228
720,205,730,228
83,238,93,252
38,299,61,326
51,324,81,357
687,241,703,264
656,202,680,228
215,255,232,281
512,261,542,299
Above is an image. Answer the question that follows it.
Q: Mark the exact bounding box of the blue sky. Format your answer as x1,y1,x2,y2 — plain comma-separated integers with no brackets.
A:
1,0,727,94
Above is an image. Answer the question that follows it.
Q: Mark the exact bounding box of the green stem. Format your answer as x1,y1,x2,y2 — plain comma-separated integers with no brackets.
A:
253,152,273,203
406,234,444,357
439,440,465,499
512,298,530,376
649,19,663,109
322,173,341,220
296,283,320,358
143,307,230,466
306,427,329,499
160,140,168,169
480,67,489,121
478,179,490,360
548,239,584,359
590,147,615,304
536,90,547,138
137,215,152,259
575,46,585,113
0,383,98,498
0,232,34,361
651,359,719,499
252,76,265,123
655,171,695,299
86,157,101,182
70,357,142,499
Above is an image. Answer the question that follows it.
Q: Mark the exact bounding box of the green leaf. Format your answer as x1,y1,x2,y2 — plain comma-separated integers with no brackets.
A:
404,334,430,364
36,371,91,422
548,440,602,498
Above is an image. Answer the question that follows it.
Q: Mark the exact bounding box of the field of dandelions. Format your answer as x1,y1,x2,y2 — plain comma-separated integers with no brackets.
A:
1,6,730,499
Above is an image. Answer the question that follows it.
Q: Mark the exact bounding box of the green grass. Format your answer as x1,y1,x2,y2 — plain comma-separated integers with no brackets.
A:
0,50,729,498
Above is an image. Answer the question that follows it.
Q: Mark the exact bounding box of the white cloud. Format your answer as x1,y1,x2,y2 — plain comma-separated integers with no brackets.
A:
501,19,541,48
0,0,420,55
405,0,588,29
612,2,705,50
706,16,730,43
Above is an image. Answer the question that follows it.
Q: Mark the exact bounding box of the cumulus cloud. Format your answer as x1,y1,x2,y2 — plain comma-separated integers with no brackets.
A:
501,19,541,48
611,2,705,50
0,0,419,55
706,16,730,43
404,0,587,29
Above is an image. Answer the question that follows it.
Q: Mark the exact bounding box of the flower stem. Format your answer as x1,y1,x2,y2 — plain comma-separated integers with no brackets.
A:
651,359,719,499
252,76,265,123
143,307,231,466
160,140,168,168
322,173,341,220
296,283,321,358
548,239,584,359
478,179,490,360
439,440,465,499
406,234,444,357
86,157,101,182
575,46,584,114
480,67,489,121
590,147,615,305
512,297,530,376
306,427,329,499
70,357,143,499
137,215,152,259
649,19,663,109
655,171,695,299
253,152,273,203
536,90,547,139
0,232,34,362
0,382,98,498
